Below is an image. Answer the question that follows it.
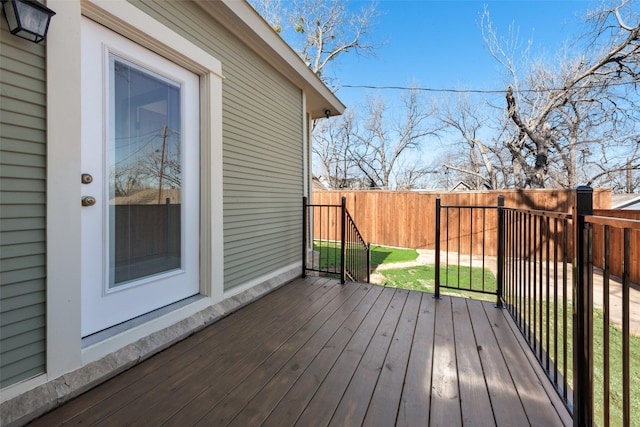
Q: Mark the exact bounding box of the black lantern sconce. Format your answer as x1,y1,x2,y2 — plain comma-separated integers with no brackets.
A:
1,0,55,43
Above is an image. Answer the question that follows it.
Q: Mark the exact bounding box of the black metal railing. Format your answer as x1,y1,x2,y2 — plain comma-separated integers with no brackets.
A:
501,205,574,410
434,197,502,303
579,190,640,427
303,196,370,284
436,187,639,426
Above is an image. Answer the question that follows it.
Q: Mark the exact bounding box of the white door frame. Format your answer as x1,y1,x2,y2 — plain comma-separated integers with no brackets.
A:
80,18,201,336
45,0,224,381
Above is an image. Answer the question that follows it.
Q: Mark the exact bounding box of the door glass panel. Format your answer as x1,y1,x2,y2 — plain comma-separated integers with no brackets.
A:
109,54,182,288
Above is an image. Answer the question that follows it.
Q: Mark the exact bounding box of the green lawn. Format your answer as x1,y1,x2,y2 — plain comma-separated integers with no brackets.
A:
380,265,497,302
505,298,639,426
592,309,639,426
312,242,418,270
369,245,418,267
313,242,495,300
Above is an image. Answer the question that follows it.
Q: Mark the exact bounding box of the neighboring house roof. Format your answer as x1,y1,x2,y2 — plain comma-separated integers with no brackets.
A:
199,1,345,119
611,193,640,210
317,175,377,190
312,176,327,190
450,181,472,192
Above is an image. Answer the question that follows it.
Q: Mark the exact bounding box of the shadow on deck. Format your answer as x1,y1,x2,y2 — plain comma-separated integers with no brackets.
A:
29,277,571,426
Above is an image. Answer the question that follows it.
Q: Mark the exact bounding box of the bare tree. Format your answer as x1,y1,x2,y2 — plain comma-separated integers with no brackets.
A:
248,0,379,84
313,110,357,188
138,135,182,190
111,165,144,197
249,0,386,188
348,90,439,189
439,93,505,189
393,160,438,190
249,0,286,33
485,0,640,188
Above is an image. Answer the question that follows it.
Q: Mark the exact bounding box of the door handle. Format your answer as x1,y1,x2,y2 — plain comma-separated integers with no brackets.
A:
81,173,93,184
82,196,96,207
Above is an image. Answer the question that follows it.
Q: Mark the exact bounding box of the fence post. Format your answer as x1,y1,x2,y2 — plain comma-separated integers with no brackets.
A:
340,196,347,285
435,197,441,299
302,196,307,278
496,195,505,308
572,185,593,427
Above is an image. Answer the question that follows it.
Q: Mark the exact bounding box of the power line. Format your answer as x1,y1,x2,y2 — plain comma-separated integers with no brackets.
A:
340,80,638,94
342,84,506,94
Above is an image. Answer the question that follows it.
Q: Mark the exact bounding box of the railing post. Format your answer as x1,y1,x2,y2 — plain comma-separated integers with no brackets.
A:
302,196,308,278
572,185,593,427
435,197,441,299
366,242,371,284
496,195,505,308
340,196,347,285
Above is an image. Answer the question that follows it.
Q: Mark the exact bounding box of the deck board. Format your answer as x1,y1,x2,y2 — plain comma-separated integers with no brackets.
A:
294,283,394,426
451,297,496,426
466,298,530,426
396,292,435,427
99,280,340,426
29,277,571,427
429,296,462,427
481,301,568,426
328,288,410,426
362,290,421,427
261,284,384,426
37,279,322,425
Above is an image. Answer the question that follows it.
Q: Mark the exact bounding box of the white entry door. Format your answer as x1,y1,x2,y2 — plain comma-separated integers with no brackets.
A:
80,18,200,336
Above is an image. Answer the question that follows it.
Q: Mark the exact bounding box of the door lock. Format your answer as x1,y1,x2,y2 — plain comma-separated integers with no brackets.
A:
81,173,93,184
81,196,96,207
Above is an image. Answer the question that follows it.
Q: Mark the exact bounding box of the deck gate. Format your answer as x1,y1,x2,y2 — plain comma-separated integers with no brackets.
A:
303,196,370,284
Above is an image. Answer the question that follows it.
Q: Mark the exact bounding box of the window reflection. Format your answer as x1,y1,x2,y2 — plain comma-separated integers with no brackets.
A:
109,56,182,287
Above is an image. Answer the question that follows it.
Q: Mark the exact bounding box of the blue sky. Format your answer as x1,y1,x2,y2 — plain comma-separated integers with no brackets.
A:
330,0,602,109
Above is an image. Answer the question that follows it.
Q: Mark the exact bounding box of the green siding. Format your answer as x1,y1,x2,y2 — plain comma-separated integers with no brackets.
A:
0,20,47,388
131,1,305,291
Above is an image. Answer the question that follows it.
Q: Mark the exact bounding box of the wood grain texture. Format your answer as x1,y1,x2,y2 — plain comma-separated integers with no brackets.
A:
30,278,571,427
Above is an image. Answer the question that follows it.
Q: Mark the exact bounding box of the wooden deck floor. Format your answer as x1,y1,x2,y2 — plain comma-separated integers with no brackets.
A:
30,277,571,426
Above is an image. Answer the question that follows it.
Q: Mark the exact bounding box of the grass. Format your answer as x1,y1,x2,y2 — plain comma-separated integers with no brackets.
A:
508,297,639,426
380,265,497,302
313,242,495,300
312,242,418,270
592,309,640,426
370,245,418,267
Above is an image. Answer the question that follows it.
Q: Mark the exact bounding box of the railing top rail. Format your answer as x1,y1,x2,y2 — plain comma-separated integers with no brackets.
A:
307,203,343,208
503,206,572,220
585,215,640,230
345,210,367,244
440,204,499,209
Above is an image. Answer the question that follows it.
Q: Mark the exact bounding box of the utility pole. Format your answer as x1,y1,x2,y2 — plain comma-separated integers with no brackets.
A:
626,158,632,193
158,125,168,204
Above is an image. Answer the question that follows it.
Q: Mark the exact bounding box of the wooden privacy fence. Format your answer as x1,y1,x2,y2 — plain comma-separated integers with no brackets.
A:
312,189,640,283
313,189,611,250
114,203,181,262
592,209,640,283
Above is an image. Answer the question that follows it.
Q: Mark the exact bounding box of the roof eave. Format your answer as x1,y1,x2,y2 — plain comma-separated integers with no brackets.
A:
197,0,345,119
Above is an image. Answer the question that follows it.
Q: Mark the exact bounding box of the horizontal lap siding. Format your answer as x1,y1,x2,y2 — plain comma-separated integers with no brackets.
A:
131,1,304,291
0,22,47,388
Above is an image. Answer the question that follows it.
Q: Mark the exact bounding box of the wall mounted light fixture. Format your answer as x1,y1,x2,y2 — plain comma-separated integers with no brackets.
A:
1,0,55,43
